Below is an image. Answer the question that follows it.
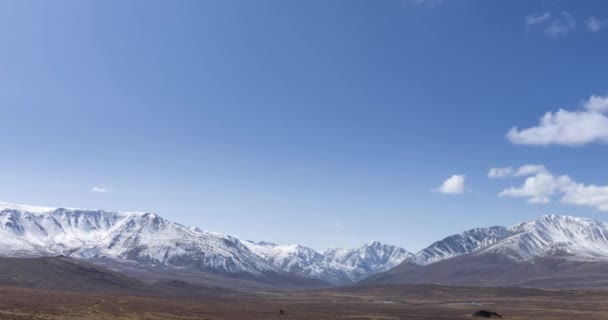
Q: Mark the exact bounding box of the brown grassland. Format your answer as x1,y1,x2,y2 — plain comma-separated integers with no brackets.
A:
1,284,608,319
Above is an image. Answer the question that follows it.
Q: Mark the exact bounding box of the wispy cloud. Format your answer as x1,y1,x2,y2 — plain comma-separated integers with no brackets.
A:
497,165,608,211
525,12,576,37
403,0,443,9
90,186,111,193
586,16,606,32
507,94,608,146
545,12,576,37
526,13,552,27
437,175,466,195
488,167,514,179
488,165,547,179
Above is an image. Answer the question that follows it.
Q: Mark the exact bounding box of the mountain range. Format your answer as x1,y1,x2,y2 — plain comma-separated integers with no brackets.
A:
363,215,608,289
0,201,409,287
5,200,608,290
244,240,411,285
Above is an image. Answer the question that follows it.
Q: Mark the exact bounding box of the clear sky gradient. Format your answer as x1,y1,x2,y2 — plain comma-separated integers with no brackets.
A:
2,0,608,251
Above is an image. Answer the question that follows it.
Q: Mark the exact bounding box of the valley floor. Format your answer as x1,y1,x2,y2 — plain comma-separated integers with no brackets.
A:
2,284,608,319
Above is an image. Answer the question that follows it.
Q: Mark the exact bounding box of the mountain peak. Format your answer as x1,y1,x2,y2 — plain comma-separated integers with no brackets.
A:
537,214,589,222
364,240,383,247
407,225,510,266
243,239,411,285
509,214,604,234
0,201,57,214
0,203,278,277
482,214,608,261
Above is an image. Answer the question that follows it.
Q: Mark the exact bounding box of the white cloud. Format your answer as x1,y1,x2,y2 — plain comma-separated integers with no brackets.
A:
586,16,606,32
90,186,111,193
437,175,466,194
526,13,552,26
488,164,547,178
561,183,608,211
584,95,608,112
546,12,576,37
406,0,443,8
500,172,571,204
507,94,608,146
525,12,576,37
405,0,443,8
514,164,548,176
488,167,514,178
498,166,608,211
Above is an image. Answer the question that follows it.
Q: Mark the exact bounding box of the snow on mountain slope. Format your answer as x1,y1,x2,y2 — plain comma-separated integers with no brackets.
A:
244,241,324,272
408,226,511,265
0,201,410,285
479,215,608,261
363,215,608,289
10,200,608,286
400,215,608,268
0,201,57,214
324,241,413,282
243,241,335,278
0,204,274,276
244,240,412,284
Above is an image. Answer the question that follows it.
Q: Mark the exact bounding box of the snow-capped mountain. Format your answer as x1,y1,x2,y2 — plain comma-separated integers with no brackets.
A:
479,215,608,262
403,215,608,266
8,199,608,289
243,241,341,282
0,202,275,277
364,215,608,289
324,241,413,281
408,226,511,265
0,201,409,286
244,240,412,285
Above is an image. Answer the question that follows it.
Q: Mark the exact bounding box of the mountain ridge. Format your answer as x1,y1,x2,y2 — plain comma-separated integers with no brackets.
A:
244,240,412,285
7,201,608,289
0,202,329,289
0,201,409,287
362,214,608,288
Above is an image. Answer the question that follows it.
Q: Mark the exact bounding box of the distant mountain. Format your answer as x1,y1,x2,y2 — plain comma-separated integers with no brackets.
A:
408,226,511,265
9,200,608,290
362,215,608,289
324,241,413,282
480,215,608,261
0,202,326,289
244,240,412,285
243,241,342,283
0,201,408,288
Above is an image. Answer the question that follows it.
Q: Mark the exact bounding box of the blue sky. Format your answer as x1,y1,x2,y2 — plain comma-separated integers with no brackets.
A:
2,0,608,251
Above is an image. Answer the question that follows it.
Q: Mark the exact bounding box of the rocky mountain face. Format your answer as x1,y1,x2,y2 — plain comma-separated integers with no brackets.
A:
244,240,412,285
324,241,413,282
479,215,608,261
363,215,608,289
407,226,511,265
401,215,608,266
0,201,409,286
0,203,273,276
7,200,608,289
